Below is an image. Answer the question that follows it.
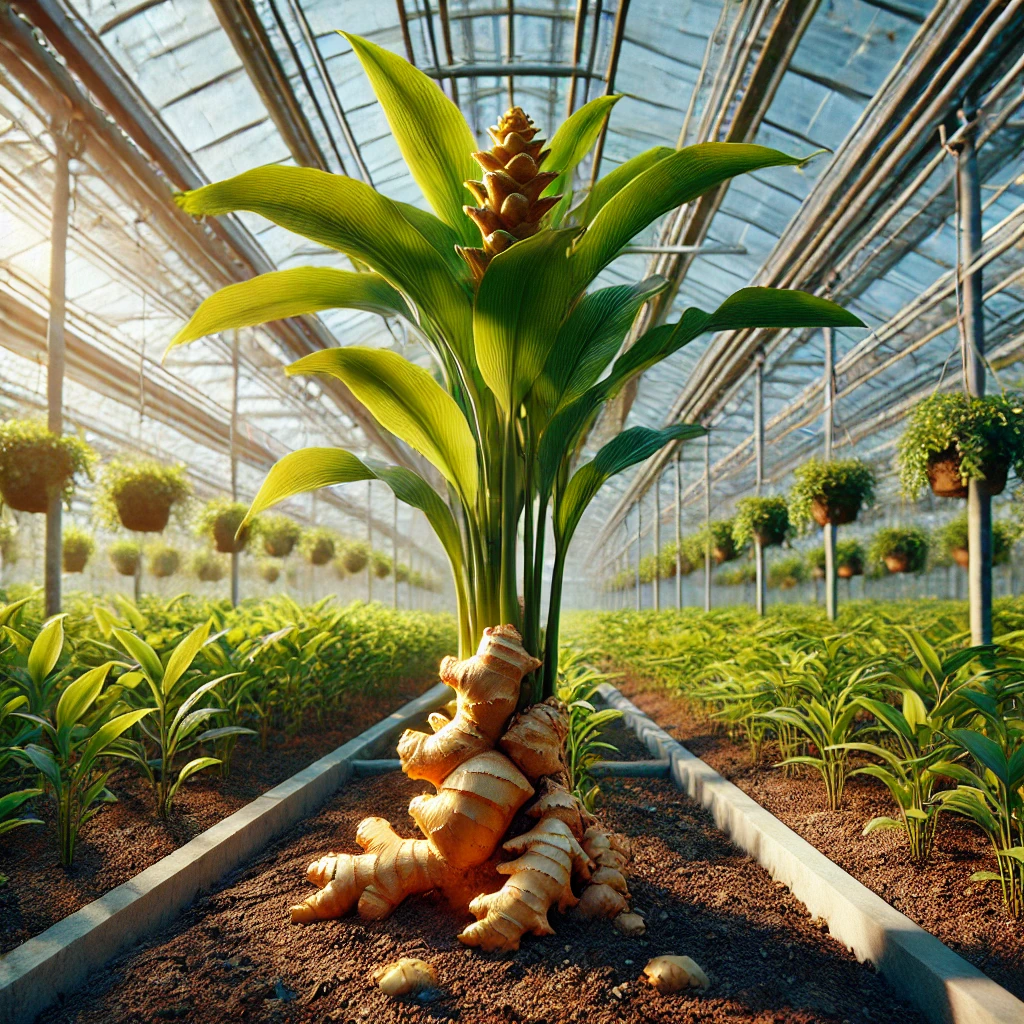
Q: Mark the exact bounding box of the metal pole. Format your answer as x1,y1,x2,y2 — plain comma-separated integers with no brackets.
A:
959,100,990,644
635,501,642,611
230,332,240,608
823,325,837,622
704,430,711,613
653,477,661,612
675,450,683,609
392,492,399,609
44,130,70,619
754,350,766,616
367,480,373,603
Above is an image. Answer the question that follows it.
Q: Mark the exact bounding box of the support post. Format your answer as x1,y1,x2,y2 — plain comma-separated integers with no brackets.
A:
653,476,661,612
44,131,71,619
392,492,399,609
230,332,240,608
704,430,711,613
754,350,766,616
674,450,683,610
635,501,642,612
957,103,990,644
366,480,373,604
823,326,837,622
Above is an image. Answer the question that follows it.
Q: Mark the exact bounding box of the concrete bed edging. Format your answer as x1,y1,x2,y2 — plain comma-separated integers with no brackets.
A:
597,682,1024,1024
0,681,453,1024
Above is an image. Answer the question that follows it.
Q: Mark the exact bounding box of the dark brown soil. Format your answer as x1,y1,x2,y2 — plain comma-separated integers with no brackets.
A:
0,680,432,955
617,678,1024,1000
37,771,925,1024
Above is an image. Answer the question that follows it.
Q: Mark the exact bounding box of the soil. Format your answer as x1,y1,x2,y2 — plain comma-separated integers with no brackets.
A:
0,679,432,955
616,677,1024,1000
36,771,925,1024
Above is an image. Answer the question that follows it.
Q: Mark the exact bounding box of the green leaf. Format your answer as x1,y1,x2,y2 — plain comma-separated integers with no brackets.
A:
168,756,221,805
571,143,821,284
557,423,706,546
342,33,478,245
112,629,165,685
166,268,412,352
22,744,61,791
863,816,905,836
902,688,929,734
950,728,1009,786
55,663,111,734
575,146,675,227
161,620,213,696
174,165,473,364
287,348,479,503
79,708,153,773
28,616,65,687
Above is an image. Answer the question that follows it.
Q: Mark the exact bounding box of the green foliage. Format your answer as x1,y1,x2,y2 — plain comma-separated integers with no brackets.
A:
192,549,226,583
302,527,337,567
0,420,94,513
62,526,95,572
147,543,181,579
767,555,807,590
896,392,1024,498
0,518,17,564
788,458,876,529
254,513,302,558
698,519,741,564
96,458,192,532
109,540,141,577
372,552,392,579
935,513,1015,567
259,559,282,584
868,526,929,574
340,539,369,574
732,496,790,548
719,562,756,586
196,498,252,554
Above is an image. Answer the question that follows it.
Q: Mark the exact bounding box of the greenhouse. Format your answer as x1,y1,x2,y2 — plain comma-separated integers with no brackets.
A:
1,0,1023,1021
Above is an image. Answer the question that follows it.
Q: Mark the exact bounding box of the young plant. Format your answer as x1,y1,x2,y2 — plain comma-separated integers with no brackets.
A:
96,457,192,533
788,458,875,529
3,613,72,715
732,496,790,549
699,519,741,565
62,526,95,574
113,621,252,817
339,540,368,574
0,420,94,514
935,513,1014,568
166,33,862,697
897,392,1024,498
868,526,929,575
15,662,153,866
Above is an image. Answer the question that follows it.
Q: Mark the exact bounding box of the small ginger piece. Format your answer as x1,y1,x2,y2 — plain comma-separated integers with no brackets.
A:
575,882,629,919
527,777,585,839
643,955,709,993
373,958,438,997
499,698,569,780
613,911,647,936
575,824,633,919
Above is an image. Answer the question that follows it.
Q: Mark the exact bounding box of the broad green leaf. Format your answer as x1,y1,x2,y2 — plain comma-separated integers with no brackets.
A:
28,616,65,687
22,744,62,791
574,146,675,227
557,423,706,545
343,33,478,245
0,597,32,627
112,628,164,685
55,663,111,734
902,688,929,734
175,166,473,364
863,816,905,835
162,620,213,696
112,595,148,632
396,202,470,279
474,229,579,415
705,287,864,332
0,788,42,826
950,728,1009,785
288,348,479,503
541,95,621,214
79,708,153,772
572,143,819,284
166,268,412,352
169,756,221,797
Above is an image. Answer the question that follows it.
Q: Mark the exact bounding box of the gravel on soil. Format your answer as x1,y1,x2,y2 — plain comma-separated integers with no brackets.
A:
617,677,1024,1000
35,771,926,1024
0,680,432,954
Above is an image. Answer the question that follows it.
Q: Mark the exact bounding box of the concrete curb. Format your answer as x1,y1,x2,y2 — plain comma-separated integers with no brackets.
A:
598,682,1024,1024
0,681,451,1024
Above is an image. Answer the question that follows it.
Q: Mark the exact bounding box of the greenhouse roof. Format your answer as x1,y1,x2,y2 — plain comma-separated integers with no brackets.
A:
1,0,1023,583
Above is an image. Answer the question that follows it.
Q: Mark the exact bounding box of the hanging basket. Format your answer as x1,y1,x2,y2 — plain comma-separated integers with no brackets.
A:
213,515,248,554
810,496,860,527
0,474,53,514
753,524,787,548
111,549,140,577
712,540,737,565
884,553,911,574
260,561,281,583
342,546,367,574
926,445,1007,499
263,535,295,558
951,546,970,569
150,549,181,578
308,537,335,566
837,558,863,579
115,485,173,533
63,548,88,573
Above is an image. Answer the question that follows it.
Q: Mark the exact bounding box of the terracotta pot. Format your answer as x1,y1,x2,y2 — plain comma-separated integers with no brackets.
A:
753,525,787,548
150,552,180,578
884,553,910,574
263,535,296,558
0,476,51,515
927,446,1007,499
812,566,825,580
63,549,88,573
713,544,736,565
116,492,171,533
951,546,970,569
810,497,859,527
213,517,248,554
837,559,863,578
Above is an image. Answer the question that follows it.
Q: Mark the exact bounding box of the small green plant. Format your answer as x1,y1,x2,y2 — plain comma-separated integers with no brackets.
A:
113,620,253,817
147,544,181,578
196,498,251,554
302,527,337,567
897,392,1024,497
255,513,302,558
3,614,73,715
733,496,790,548
0,420,94,514
340,539,368,574
0,518,17,564
16,662,153,866
868,526,929,574
788,458,875,528
62,526,95,573
192,549,226,583
835,539,866,577
699,519,740,564
935,513,1014,568
767,554,806,590
109,540,141,577
96,458,192,533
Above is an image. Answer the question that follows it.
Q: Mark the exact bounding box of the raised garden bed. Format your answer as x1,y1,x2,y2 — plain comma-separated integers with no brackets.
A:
0,679,433,956
32,769,925,1024
615,677,1024,1002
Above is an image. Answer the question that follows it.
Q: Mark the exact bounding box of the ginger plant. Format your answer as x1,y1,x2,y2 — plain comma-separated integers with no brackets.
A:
166,33,863,699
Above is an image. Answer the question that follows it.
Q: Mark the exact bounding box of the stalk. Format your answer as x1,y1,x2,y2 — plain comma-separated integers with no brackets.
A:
541,545,567,700
499,418,520,628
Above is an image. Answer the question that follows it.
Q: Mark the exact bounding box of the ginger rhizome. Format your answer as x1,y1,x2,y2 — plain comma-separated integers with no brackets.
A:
290,623,639,951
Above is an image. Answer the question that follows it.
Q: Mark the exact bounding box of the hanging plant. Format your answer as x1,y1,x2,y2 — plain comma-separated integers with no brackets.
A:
806,546,826,580
109,539,141,577
97,457,191,533
259,558,282,584
935,513,1015,569
62,526,95,573
868,526,929,575
789,458,875,528
148,544,181,579
302,527,337,566
372,551,392,579
340,540,369,574
0,519,18,565
732,496,790,548
897,392,1024,499
835,539,866,578
0,420,94,515
696,519,740,564
395,562,411,584
196,498,252,554
768,554,807,590
719,562,756,587
192,549,226,583
255,512,302,557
